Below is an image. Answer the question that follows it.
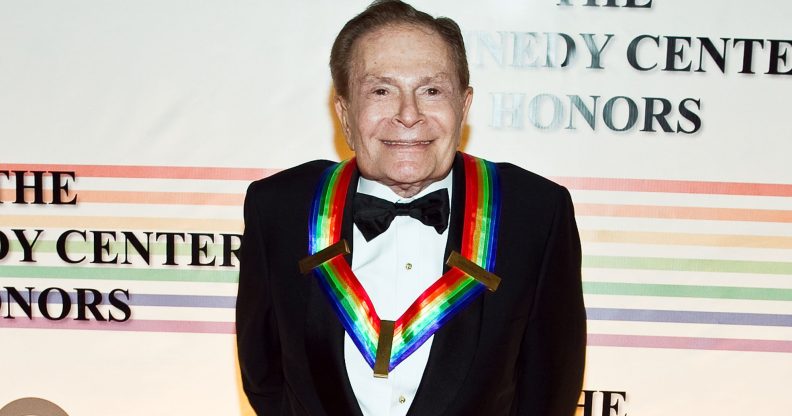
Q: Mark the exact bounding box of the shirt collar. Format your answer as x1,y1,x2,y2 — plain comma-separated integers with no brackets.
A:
356,169,453,204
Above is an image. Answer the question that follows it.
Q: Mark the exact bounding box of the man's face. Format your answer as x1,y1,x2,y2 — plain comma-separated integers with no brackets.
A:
334,24,473,197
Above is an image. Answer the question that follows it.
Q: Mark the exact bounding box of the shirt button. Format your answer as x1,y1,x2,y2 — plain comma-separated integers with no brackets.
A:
398,395,407,404
405,262,413,270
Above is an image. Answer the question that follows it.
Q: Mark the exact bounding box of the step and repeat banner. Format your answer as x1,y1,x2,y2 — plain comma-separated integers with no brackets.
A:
1,1,790,415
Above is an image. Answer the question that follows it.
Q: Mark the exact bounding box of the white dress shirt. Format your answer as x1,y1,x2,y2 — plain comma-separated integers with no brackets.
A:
344,171,453,416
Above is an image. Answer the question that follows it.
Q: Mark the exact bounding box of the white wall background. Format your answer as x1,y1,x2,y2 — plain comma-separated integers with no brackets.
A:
1,1,790,415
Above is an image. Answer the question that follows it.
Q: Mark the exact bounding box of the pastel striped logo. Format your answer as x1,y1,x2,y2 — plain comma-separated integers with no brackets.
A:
0,163,790,354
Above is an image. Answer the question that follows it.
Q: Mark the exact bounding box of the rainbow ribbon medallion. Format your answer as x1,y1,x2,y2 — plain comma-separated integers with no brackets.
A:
301,153,501,377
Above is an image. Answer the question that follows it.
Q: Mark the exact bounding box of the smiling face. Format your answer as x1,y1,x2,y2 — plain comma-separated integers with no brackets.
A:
334,24,473,197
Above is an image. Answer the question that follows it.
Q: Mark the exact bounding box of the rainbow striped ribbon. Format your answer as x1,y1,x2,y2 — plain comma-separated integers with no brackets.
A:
306,153,501,372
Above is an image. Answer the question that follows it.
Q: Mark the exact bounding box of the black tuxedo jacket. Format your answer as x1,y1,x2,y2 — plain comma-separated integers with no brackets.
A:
236,153,586,416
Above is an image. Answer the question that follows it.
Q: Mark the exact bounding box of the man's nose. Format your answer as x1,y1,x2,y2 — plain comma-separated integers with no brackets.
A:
393,93,424,128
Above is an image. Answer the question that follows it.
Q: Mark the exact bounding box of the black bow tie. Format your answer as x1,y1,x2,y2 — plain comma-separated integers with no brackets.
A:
352,188,450,242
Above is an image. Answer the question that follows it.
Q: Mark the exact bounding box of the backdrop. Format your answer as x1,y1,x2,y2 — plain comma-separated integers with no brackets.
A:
1,1,790,415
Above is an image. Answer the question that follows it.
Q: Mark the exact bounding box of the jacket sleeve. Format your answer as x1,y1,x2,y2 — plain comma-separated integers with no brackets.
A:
512,187,587,416
236,181,284,414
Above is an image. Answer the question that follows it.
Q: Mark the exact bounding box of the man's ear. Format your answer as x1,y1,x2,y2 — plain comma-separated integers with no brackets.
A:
461,86,474,126
333,95,354,150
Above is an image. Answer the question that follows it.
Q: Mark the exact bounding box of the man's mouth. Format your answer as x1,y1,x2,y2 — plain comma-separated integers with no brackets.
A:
381,140,432,146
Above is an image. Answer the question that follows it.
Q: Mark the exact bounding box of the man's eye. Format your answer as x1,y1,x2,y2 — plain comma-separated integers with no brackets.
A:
373,88,388,96
427,88,440,96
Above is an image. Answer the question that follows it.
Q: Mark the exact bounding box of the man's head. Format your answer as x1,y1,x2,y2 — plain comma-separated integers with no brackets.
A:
330,1,469,100
331,0,473,197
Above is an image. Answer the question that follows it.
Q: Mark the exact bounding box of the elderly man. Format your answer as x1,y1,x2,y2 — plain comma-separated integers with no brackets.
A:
236,1,586,415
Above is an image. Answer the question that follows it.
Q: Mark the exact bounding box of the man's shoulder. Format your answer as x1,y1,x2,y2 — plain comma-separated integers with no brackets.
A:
246,159,337,198
493,160,569,199
486,160,575,236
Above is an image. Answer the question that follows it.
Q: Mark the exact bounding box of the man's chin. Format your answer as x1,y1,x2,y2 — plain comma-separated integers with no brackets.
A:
358,154,453,191
382,164,448,189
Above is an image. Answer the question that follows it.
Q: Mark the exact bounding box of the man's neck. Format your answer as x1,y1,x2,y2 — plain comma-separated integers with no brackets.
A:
389,182,435,198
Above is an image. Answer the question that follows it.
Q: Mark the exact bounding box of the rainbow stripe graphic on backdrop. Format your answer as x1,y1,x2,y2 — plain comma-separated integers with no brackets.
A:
306,153,501,370
0,162,791,354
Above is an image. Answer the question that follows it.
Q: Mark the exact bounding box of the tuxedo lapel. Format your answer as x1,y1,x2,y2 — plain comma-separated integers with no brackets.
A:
408,152,484,416
303,163,363,416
